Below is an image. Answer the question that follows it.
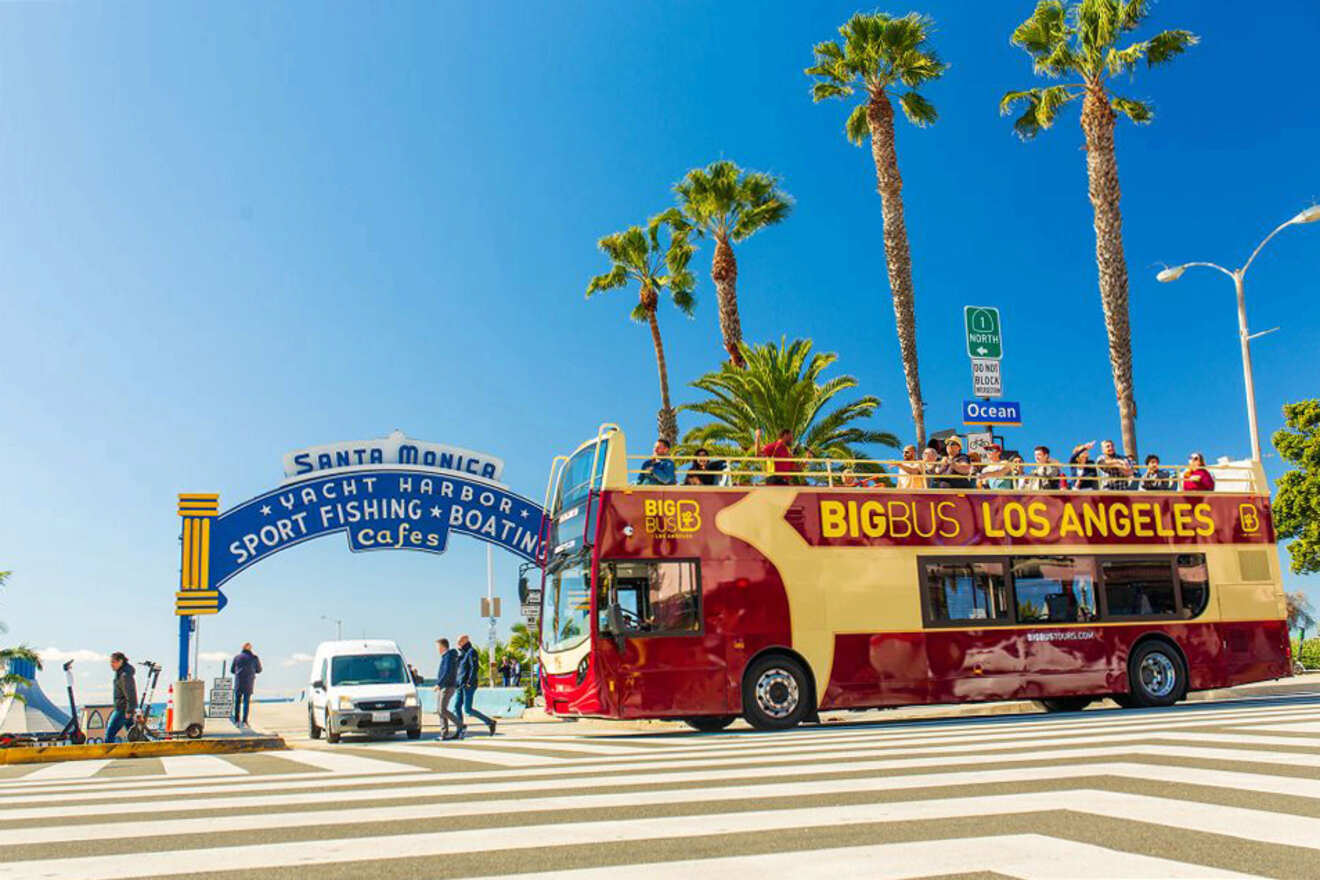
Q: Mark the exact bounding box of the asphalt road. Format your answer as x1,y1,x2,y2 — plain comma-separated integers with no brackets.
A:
2,689,1319,879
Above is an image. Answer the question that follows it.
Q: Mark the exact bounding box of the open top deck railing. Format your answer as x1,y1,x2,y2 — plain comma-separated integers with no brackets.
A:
622,453,1262,494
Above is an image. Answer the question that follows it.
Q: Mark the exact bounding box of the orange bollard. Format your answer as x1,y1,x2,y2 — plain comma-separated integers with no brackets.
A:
164,683,174,733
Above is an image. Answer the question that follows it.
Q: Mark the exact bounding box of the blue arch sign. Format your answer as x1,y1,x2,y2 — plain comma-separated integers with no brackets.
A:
174,433,546,678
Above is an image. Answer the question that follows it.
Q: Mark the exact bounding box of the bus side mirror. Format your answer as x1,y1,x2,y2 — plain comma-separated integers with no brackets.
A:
606,603,626,651
518,575,530,605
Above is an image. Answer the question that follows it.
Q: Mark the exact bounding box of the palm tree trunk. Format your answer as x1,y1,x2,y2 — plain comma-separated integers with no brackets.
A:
866,92,926,449
644,300,678,444
711,234,745,368
1081,83,1138,458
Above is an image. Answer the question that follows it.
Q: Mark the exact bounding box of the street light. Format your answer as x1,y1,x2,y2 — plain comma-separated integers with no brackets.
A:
1157,204,1320,462
321,615,343,639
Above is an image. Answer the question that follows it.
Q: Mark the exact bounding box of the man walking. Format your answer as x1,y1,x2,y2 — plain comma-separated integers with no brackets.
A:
434,638,461,740
230,642,262,727
454,634,496,738
105,652,136,744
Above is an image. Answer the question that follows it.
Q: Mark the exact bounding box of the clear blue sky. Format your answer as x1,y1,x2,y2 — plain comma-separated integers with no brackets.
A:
2,1,1318,701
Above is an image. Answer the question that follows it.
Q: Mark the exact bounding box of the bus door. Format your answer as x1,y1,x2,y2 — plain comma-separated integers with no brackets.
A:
1011,556,1109,694
597,559,728,716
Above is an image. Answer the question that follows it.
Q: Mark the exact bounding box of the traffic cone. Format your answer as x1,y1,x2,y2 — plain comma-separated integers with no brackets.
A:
164,683,174,734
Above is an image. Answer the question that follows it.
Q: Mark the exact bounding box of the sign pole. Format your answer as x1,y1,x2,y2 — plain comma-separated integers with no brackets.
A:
486,544,497,686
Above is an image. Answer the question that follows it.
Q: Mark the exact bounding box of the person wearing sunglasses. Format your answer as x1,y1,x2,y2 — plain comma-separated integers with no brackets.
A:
1181,452,1216,492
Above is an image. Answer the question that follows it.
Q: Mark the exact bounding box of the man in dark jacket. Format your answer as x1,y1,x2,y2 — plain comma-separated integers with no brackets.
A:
230,643,262,726
106,652,136,743
434,638,461,740
454,635,495,738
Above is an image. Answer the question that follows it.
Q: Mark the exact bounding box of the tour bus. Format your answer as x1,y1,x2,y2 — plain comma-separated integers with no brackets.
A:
537,425,1289,730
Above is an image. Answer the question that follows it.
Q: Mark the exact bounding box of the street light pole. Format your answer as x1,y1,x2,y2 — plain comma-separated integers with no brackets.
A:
321,615,343,640
1157,205,1320,462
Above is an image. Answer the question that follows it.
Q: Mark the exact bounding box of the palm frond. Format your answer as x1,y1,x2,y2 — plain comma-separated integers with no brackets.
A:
845,103,869,145
1110,94,1153,123
1144,29,1198,66
899,91,938,127
1000,85,1078,139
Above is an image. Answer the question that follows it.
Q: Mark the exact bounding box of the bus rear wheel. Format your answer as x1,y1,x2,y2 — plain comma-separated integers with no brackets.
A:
684,715,736,733
1037,697,1092,713
742,655,811,731
1126,641,1187,708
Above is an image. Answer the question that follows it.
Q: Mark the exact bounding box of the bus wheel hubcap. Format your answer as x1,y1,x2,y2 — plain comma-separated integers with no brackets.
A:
755,670,799,719
1140,653,1176,698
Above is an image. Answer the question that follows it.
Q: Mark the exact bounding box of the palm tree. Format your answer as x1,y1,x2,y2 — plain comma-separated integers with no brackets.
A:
587,210,697,445
674,161,792,369
0,645,40,699
1287,591,1316,644
681,337,899,464
1001,0,1197,457
508,622,537,663
806,12,947,449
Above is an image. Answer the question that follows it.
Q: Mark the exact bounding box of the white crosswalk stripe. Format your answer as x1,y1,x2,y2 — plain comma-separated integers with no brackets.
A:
0,694,1316,879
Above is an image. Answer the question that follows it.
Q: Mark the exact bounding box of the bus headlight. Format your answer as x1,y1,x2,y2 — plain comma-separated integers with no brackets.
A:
404,693,419,708
337,695,355,711
576,656,589,685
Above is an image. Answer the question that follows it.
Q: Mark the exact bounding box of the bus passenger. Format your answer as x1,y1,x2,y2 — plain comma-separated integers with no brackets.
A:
1181,452,1216,492
1025,446,1064,491
980,445,1014,490
754,428,798,486
895,445,922,489
1140,454,1173,491
937,437,974,490
1096,439,1133,490
638,439,676,485
686,448,726,486
1069,442,1100,490
1008,453,1027,490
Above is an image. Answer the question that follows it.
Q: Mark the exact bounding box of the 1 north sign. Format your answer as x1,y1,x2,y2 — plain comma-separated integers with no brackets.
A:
964,306,1003,360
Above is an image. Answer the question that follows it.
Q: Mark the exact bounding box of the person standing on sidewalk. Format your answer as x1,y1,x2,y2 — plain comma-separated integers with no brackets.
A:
434,638,461,740
105,652,136,744
454,634,495,738
230,642,262,727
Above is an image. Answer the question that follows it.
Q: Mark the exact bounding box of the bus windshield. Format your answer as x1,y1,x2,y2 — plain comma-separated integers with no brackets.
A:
541,553,592,653
555,442,601,516
549,440,604,557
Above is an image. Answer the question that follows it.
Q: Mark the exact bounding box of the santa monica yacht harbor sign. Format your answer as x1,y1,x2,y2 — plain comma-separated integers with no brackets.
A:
173,431,546,677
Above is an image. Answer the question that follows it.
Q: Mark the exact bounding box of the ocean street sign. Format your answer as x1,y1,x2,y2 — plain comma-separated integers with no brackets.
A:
964,306,1003,360
971,358,1002,397
963,399,1021,426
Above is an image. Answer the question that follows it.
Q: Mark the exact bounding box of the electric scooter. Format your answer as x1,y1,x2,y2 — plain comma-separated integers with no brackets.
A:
126,661,162,742
0,659,87,748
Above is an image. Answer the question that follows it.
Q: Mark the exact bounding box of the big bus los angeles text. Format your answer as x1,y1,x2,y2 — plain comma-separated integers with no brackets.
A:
536,425,1290,730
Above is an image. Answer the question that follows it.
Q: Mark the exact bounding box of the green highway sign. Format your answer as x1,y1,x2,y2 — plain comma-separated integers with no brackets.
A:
964,305,1003,360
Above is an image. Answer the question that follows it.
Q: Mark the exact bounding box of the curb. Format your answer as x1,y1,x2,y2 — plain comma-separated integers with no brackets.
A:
0,736,286,765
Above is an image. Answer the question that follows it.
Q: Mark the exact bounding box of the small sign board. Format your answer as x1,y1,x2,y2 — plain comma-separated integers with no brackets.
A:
207,676,235,719
962,400,1022,427
964,306,1003,360
966,431,995,456
521,603,540,620
970,358,1002,397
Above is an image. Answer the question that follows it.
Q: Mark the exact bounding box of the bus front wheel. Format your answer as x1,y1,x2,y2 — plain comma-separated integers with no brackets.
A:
1126,641,1187,708
1037,697,1092,713
684,715,736,733
742,655,811,730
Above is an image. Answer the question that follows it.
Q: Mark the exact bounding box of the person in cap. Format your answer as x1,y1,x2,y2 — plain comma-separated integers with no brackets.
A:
980,444,1014,490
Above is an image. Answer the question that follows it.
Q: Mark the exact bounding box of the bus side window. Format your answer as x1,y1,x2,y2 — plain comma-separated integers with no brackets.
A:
923,560,1010,625
1101,558,1178,617
1176,554,1210,618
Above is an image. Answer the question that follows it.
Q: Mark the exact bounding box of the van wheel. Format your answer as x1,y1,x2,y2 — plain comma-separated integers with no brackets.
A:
406,726,422,740
684,715,736,733
742,655,811,730
308,708,322,739
1127,641,1187,708
325,712,341,744
1037,697,1092,713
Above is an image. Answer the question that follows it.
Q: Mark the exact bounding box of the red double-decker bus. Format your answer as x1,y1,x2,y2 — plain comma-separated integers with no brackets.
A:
537,426,1290,730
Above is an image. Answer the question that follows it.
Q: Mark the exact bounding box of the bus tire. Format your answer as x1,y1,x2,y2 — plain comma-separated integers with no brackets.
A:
1127,640,1187,708
742,654,811,731
684,715,736,733
1037,697,1092,713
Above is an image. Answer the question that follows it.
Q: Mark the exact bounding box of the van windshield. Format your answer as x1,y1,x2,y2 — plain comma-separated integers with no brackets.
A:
330,653,409,686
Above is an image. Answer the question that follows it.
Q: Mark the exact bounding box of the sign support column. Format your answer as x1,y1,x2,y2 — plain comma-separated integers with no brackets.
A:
176,493,220,680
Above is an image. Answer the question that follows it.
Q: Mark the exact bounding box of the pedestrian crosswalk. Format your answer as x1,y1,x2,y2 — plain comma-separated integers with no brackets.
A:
1,693,1318,879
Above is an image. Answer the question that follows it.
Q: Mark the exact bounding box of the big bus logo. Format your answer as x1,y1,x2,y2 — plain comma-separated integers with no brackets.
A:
643,498,701,537
1238,503,1261,534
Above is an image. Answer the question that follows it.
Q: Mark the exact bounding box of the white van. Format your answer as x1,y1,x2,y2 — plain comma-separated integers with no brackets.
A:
307,640,421,743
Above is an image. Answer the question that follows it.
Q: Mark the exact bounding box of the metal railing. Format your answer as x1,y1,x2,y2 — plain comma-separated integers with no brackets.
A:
624,454,1261,494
